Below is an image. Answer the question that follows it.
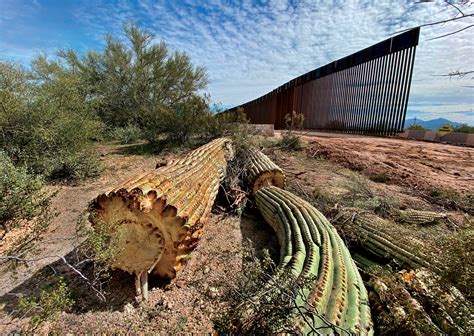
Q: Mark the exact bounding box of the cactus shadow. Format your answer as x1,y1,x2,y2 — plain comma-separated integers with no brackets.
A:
0,250,136,317
239,210,280,262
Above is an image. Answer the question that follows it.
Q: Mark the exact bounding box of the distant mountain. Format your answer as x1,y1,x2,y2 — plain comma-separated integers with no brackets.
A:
404,118,462,131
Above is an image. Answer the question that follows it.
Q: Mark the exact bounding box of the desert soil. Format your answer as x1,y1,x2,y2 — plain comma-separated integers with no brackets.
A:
0,134,472,334
291,130,474,195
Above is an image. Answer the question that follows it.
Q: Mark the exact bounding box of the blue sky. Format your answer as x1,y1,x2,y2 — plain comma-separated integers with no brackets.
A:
1,0,473,124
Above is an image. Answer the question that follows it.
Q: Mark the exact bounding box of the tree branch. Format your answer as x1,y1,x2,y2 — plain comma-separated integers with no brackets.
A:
392,13,474,35
427,24,474,40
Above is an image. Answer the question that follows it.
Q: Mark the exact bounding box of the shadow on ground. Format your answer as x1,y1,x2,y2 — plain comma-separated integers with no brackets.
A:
0,250,136,317
239,210,279,262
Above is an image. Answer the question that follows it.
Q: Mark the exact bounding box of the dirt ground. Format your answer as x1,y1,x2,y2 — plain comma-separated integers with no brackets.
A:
291,131,474,196
0,134,472,334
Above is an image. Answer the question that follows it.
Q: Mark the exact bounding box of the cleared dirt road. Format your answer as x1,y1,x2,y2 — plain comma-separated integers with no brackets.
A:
286,131,474,196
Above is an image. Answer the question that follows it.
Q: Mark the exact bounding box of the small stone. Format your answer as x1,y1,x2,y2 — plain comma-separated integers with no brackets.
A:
124,303,134,314
175,279,185,288
203,266,210,274
208,287,219,298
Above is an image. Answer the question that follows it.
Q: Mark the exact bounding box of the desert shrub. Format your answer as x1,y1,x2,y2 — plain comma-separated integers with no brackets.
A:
342,173,397,217
277,111,305,151
206,107,249,139
60,24,208,144
0,151,46,226
77,214,124,293
17,277,74,329
437,228,473,299
214,241,321,335
48,151,102,183
220,111,258,213
407,124,426,131
148,95,211,145
0,60,103,182
110,124,143,144
277,132,304,150
452,123,474,134
427,187,473,214
343,172,374,199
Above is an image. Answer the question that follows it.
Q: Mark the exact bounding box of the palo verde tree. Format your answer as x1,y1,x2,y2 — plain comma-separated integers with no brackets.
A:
61,23,210,144
0,58,103,181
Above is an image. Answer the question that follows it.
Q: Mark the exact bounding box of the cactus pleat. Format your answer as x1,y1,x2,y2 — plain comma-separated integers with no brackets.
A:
336,211,442,271
90,138,233,279
246,148,373,334
395,209,447,225
255,187,373,334
246,148,285,194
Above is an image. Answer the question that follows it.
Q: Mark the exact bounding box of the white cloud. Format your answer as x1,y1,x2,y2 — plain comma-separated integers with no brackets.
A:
2,0,473,123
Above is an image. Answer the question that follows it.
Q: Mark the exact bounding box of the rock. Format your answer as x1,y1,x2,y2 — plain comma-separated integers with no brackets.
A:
208,286,218,298
124,303,134,314
203,266,210,274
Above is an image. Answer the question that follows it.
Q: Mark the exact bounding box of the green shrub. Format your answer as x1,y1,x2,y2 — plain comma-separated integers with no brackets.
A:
452,123,474,134
110,124,143,144
277,111,305,151
407,124,426,131
18,277,74,329
0,151,45,225
277,133,304,151
438,228,473,299
0,61,103,182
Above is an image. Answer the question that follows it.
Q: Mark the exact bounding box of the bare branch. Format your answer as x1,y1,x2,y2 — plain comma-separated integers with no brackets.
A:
392,13,474,35
445,0,466,17
427,24,474,40
0,254,106,301
432,70,474,77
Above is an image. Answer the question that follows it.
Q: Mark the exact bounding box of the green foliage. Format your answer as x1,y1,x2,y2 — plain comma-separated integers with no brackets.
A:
427,187,473,214
277,133,304,151
17,277,74,329
343,172,375,199
407,124,426,131
0,151,46,224
149,94,211,144
277,111,305,151
60,23,209,143
438,228,473,299
214,241,317,335
80,215,123,284
110,123,143,144
342,172,397,217
452,123,474,134
0,60,103,182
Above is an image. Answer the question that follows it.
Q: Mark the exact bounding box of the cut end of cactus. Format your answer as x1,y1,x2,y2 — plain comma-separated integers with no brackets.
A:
91,191,189,278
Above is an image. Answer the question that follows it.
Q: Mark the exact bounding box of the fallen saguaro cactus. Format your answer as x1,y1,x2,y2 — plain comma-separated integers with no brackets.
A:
245,149,373,334
333,210,440,271
245,148,285,194
394,209,447,225
367,270,473,334
90,138,233,299
255,187,373,334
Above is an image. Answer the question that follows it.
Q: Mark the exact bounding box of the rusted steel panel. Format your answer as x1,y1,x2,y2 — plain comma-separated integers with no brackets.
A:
227,28,420,136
